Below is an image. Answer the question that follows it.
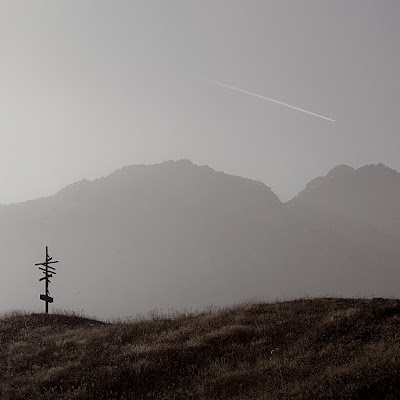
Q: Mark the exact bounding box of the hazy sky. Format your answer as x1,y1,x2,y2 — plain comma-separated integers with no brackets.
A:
1,1,399,204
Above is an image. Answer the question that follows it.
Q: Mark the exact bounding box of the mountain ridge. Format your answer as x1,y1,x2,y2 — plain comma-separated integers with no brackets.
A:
0,160,400,318
3,160,398,209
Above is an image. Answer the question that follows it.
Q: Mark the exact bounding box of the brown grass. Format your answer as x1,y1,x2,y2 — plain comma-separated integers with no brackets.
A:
1,298,400,399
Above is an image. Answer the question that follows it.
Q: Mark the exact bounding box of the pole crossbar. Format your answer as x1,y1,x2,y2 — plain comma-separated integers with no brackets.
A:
38,267,56,274
39,274,53,280
35,261,59,266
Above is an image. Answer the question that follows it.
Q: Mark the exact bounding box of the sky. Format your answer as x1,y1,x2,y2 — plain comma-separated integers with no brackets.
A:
1,1,399,204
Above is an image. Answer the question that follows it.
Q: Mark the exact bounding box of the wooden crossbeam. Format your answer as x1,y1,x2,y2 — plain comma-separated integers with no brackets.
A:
38,267,56,274
35,261,59,266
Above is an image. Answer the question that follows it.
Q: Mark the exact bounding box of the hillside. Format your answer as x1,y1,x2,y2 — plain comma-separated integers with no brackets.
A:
2,298,400,399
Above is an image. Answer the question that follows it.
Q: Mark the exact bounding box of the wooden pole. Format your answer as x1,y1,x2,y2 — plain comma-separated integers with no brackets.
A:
45,246,49,314
35,246,59,314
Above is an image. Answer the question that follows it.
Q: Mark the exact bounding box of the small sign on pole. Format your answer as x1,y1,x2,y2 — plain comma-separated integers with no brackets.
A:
35,246,59,314
40,294,54,303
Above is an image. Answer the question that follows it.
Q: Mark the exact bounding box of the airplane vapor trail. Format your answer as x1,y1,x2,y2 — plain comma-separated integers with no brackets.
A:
209,80,335,122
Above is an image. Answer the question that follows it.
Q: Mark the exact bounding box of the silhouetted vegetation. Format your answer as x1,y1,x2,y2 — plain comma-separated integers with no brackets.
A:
1,298,400,399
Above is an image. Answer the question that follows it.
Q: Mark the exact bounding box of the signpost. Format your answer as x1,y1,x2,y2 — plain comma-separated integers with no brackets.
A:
35,246,59,314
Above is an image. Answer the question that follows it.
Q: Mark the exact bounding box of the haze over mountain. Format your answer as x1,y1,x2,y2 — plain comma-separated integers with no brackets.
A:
289,163,400,239
288,163,400,297
1,160,399,318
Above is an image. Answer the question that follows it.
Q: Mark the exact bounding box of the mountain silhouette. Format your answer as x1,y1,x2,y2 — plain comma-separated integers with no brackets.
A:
290,163,400,237
1,161,399,318
288,163,400,296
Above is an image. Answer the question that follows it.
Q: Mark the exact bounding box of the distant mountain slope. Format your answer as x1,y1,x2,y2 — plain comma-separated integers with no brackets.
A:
1,161,400,318
0,160,293,317
288,163,400,238
286,163,400,297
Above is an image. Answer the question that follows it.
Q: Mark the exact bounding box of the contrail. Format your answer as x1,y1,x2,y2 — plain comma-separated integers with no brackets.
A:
208,80,335,122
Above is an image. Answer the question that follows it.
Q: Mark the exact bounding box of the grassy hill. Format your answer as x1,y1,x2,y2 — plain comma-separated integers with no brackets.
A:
1,298,400,399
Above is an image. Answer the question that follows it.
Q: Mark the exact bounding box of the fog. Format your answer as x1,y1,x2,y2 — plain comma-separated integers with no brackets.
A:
1,2,400,318
1,160,400,319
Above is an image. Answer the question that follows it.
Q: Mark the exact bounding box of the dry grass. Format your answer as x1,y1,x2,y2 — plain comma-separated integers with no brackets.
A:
1,298,400,399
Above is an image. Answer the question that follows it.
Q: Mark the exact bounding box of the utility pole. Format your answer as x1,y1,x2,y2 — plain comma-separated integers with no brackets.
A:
35,246,59,314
